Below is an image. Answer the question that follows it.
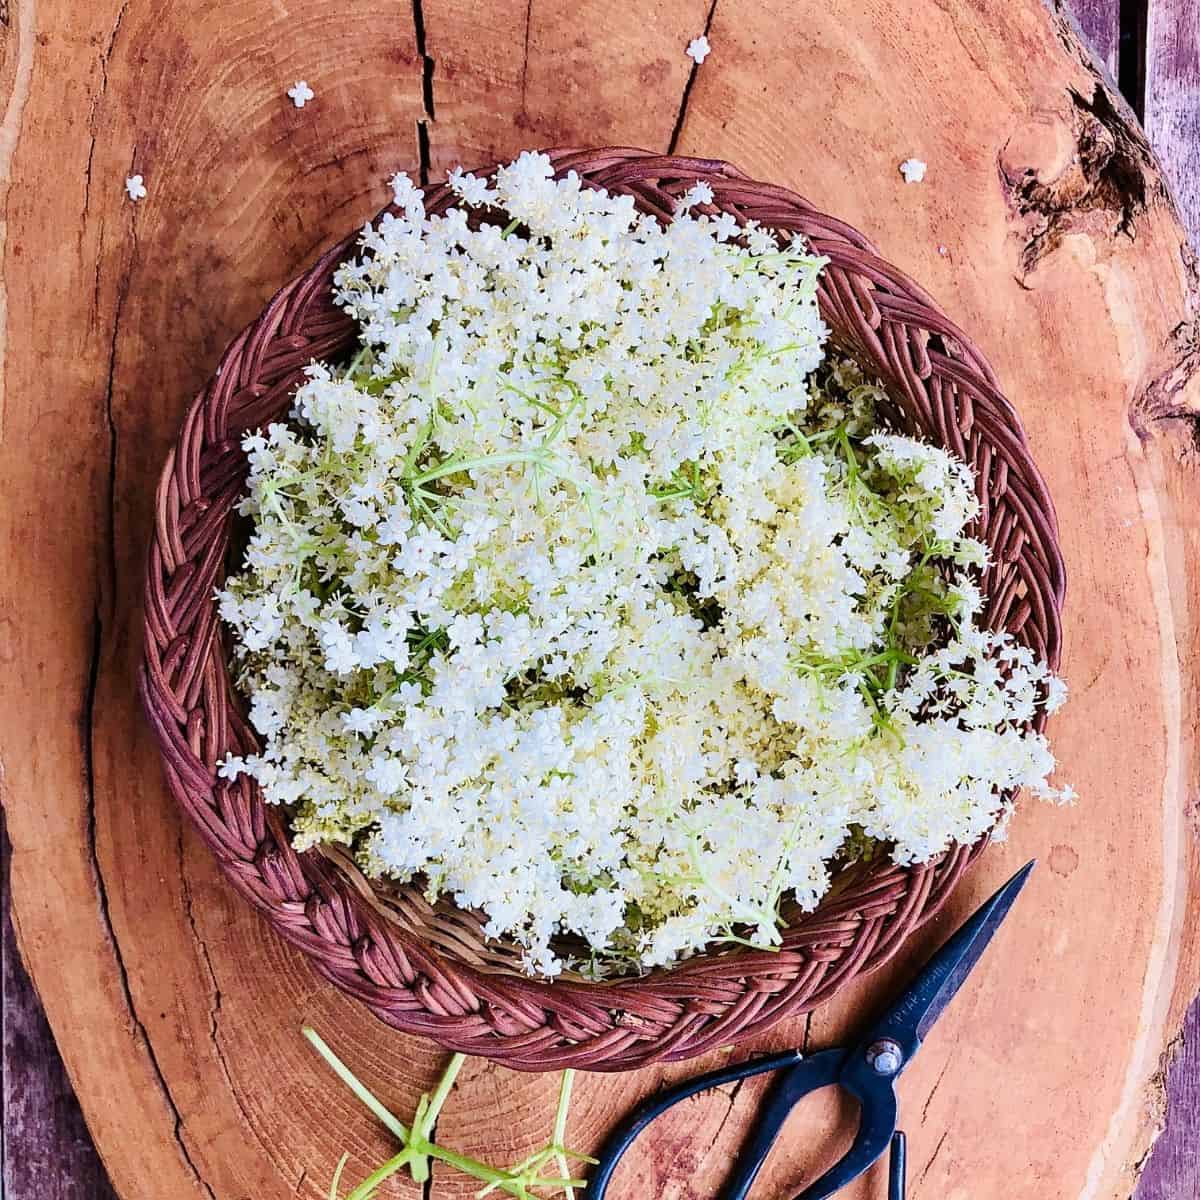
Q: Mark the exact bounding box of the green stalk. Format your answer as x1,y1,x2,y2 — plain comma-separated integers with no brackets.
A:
553,1070,577,1200
329,1153,350,1200
303,1027,410,1145
342,1149,414,1200
412,449,550,485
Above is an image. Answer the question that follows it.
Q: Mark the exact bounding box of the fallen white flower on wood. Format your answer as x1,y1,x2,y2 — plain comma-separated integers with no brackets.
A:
288,80,315,108
686,35,711,64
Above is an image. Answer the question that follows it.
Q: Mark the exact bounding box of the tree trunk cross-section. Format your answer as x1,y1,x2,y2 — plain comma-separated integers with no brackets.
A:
1,1,1198,1198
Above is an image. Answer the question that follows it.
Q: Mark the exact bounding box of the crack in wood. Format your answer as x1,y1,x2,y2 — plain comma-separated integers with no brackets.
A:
708,1076,746,1153
519,0,533,112
920,1055,953,1126
1118,0,1148,121
411,0,435,120
178,826,271,1181
76,141,218,1198
99,204,132,610
916,1129,949,1188
666,0,718,155
421,1099,444,1200
82,0,129,229
1131,242,1200,452
1000,81,1157,277
178,832,222,1057
411,0,435,184
417,120,432,187
83,609,216,1200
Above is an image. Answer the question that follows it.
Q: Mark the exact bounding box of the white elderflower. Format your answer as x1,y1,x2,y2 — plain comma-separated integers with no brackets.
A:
686,35,711,64
124,174,147,202
287,80,315,108
899,157,927,184
220,154,1067,977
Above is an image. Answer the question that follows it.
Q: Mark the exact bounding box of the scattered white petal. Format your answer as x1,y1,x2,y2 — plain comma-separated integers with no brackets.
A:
678,180,714,212
899,158,927,184
287,80,315,109
686,35,711,64
124,174,146,202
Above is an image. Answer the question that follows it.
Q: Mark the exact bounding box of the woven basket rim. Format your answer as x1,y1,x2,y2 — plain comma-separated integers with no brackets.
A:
140,147,1065,1071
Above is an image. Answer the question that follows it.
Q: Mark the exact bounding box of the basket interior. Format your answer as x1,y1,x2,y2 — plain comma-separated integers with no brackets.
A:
143,149,1064,1068
214,203,1041,983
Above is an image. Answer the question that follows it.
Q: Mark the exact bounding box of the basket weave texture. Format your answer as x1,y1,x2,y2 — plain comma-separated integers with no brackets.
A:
140,148,1065,1071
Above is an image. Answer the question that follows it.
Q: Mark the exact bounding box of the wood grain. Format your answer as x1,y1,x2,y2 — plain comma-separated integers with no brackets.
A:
0,2,1198,1199
1145,0,1200,249
1,817,118,1200
1069,0,1121,76
1136,1000,1200,1199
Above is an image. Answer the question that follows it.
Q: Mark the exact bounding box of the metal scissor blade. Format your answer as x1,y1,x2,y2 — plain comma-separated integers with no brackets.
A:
865,860,1035,1053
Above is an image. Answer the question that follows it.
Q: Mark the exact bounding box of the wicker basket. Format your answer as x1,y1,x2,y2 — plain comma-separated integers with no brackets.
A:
140,148,1065,1072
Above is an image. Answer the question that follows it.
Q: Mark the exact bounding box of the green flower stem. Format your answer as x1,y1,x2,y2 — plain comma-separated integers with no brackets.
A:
329,1153,350,1200
552,1070,575,1150
504,381,564,421
406,1052,466,1182
553,1070,578,1200
342,1149,414,1200
307,1027,588,1199
412,448,552,486
303,1027,410,1145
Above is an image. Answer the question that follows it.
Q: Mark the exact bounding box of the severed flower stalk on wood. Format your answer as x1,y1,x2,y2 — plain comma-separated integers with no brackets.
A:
304,1027,595,1198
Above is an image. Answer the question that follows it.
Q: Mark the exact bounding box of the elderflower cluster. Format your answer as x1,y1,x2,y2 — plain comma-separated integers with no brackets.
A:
218,153,1068,977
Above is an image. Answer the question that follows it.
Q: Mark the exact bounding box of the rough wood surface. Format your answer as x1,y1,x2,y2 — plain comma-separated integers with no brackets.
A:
1,2,1198,1199
1145,1,1200,250
1,821,119,1200
1136,1000,1200,1199
1067,0,1121,77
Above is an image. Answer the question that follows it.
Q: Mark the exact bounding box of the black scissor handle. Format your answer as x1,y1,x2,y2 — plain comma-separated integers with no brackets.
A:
785,1060,898,1200
588,1049,805,1199
588,1044,900,1200
718,1047,899,1200
719,1048,848,1200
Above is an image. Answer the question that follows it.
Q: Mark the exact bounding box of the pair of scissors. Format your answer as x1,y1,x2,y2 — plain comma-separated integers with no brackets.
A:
589,860,1035,1199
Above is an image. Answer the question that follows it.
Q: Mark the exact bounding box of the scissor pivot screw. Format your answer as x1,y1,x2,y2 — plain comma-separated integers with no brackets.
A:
866,1039,904,1075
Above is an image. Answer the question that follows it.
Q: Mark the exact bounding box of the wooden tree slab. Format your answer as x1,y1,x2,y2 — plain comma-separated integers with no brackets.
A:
1,1,1198,1197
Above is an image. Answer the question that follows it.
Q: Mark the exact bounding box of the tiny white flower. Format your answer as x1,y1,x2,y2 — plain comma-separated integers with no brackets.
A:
686,35,711,64
899,158,927,184
287,80,315,109
678,180,714,212
124,174,147,202
217,756,245,782
1045,676,1068,712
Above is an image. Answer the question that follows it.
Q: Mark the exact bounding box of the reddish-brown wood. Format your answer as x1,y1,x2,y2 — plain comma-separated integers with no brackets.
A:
2,1,1199,1199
